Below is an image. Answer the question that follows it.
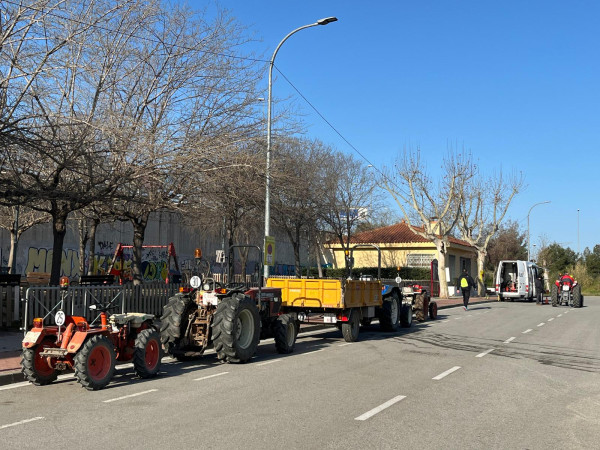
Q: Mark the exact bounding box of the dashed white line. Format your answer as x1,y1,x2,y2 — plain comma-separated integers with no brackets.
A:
455,317,462,320
103,389,157,403
557,314,563,317
194,372,229,381
297,349,326,356
355,395,406,421
522,329,533,334
476,348,495,358
433,366,461,380
504,337,516,344
548,318,554,322
564,311,569,314
338,343,352,347
537,323,545,327
0,417,44,430
257,360,281,366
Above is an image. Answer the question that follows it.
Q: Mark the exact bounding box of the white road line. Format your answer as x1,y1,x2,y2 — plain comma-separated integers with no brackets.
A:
548,318,554,322
557,314,563,317
103,389,157,403
0,382,31,392
194,372,229,381
564,311,569,314
298,349,326,356
0,417,44,430
503,337,516,344
441,320,450,323
522,329,533,334
181,364,207,370
433,366,461,380
476,348,495,358
355,395,406,421
257,360,281,366
537,323,545,327
455,317,462,320
338,343,352,347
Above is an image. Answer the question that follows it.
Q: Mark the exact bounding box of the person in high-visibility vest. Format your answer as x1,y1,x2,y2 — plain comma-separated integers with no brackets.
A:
458,268,475,311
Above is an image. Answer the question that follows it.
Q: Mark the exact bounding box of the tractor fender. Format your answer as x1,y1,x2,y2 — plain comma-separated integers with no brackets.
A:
66,331,89,353
22,328,48,349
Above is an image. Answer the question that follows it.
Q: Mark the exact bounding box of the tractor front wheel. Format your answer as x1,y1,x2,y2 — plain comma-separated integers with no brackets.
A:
380,292,400,331
572,285,582,308
272,314,298,354
551,285,559,307
400,303,413,328
212,294,260,363
134,329,161,378
74,335,116,391
429,300,438,320
21,337,59,386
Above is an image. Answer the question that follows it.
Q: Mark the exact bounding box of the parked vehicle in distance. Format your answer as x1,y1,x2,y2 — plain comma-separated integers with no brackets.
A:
495,260,545,302
551,273,583,308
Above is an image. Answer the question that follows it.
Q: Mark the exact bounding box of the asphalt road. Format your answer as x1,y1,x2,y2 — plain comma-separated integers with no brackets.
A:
1,298,599,450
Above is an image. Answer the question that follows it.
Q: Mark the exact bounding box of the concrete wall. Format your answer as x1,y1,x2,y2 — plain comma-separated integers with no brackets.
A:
0,210,304,279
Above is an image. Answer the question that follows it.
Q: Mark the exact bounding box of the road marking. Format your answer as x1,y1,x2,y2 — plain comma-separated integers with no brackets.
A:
537,323,545,327
476,348,495,358
298,349,326,356
441,320,450,323
0,417,44,430
433,366,461,380
194,372,229,381
548,318,554,322
522,329,532,334
557,314,563,317
103,389,157,403
257,360,281,366
355,395,406,421
564,311,569,314
455,317,462,320
338,343,352,347
181,364,207,370
504,337,516,344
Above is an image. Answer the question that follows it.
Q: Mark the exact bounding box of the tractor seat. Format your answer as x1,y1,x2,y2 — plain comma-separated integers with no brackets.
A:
109,312,155,327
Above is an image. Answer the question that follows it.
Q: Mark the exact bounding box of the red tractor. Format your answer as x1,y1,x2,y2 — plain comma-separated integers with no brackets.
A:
551,273,583,308
402,284,438,321
21,277,161,390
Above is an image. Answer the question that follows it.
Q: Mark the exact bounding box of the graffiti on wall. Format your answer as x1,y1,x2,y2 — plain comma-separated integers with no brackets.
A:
24,246,171,281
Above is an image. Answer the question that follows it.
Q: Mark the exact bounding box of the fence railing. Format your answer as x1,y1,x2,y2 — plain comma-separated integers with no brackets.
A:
16,282,181,331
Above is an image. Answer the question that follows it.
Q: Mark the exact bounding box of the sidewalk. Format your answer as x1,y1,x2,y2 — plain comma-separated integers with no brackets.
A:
0,296,494,387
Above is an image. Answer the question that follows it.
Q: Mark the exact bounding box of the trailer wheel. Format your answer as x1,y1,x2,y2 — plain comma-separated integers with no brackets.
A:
21,337,59,386
272,313,298,354
551,285,558,307
341,309,360,342
414,293,427,322
160,294,198,359
572,285,582,308
380,292,400,331
429,301,438,320
212,294,260,363
74,335,116,391
133,329,161,378
400,303,413,328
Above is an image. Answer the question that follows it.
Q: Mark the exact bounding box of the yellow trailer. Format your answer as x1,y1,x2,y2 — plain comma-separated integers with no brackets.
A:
266,276,412,342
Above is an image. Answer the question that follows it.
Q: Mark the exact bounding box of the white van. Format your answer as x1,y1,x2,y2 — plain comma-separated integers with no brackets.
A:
495,260,545,302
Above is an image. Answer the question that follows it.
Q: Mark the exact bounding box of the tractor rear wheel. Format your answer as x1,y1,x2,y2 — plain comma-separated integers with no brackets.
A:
429,300,438,320
400,303,413,328
551,285,559,307
74,335,116,391
572,285,582,308
160,294,198,360
414,293,427,322
212,294,260,363
380,292,400,331
134,329,161,378
21,337,59,386
272,314,298,354
341,309,360,342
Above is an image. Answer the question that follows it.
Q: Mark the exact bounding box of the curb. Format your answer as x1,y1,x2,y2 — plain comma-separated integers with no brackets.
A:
0,370,25,387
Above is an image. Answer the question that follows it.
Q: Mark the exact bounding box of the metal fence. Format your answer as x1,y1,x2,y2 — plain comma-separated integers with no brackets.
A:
18,282,181,331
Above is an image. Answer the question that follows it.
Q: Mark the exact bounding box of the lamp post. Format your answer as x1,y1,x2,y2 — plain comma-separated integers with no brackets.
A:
577,208,580,254
264,17,338,280
527,200,551,262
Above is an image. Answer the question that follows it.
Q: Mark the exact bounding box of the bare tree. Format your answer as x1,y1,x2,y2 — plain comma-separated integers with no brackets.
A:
457,170,524,294
382,148,475,298
0,205,49,274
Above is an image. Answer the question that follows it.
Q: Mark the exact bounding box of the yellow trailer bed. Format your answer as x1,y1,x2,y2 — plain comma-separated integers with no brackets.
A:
266,278,382,309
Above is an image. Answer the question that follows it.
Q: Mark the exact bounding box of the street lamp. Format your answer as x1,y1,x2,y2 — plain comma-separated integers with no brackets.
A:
264,17,338,280
527,200,551,262
577,208,580,254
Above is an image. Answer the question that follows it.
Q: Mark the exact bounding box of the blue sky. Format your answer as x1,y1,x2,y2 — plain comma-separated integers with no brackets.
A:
202,0,599,255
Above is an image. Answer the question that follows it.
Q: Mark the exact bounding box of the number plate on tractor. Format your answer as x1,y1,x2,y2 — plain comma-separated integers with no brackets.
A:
323,313,337,323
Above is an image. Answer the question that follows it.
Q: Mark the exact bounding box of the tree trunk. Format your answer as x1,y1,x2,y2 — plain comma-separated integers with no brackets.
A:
87,218,99,275
8,231,17,275
131,216,148,286
78,221,89,278
50,211,69,285
435,240,449,298
477,249,487,296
